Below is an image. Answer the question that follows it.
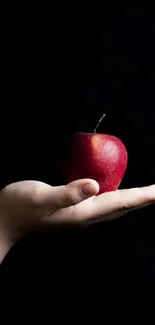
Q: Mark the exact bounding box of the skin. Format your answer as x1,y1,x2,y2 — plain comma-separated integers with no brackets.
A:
0,179,155,263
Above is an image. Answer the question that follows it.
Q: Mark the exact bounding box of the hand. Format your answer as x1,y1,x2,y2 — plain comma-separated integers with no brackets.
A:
0,179,155,263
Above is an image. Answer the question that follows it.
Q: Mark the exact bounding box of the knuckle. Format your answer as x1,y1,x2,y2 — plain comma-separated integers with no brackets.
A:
115,192,131,212
117,202,131,212
28,185,42,208
63,188,75,206
115,190,135,212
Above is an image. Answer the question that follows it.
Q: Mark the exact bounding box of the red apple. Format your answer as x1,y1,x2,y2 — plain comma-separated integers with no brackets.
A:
62,115,128,195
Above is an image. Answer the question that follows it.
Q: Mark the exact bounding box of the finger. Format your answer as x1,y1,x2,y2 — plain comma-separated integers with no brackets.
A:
86,201,153,225
37,179,99,211
71,184,155,222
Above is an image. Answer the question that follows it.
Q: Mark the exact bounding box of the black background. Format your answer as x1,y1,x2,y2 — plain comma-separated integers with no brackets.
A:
1,14,155,288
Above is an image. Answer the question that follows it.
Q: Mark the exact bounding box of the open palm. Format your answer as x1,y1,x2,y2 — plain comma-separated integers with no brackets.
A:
0,179,155,262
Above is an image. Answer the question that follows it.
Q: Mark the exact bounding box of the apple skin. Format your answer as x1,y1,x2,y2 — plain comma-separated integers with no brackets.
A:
62,132,128,195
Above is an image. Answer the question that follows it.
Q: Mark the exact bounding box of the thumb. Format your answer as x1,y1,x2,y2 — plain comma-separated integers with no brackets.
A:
39,179,99,211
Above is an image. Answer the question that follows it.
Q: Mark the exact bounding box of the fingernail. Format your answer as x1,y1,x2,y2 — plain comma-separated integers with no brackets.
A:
82,182,98,196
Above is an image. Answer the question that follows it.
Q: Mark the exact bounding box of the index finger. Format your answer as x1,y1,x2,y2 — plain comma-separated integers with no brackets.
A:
73,184,155,222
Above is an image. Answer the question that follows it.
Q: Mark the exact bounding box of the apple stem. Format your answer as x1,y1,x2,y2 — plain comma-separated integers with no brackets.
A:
94,113,106,133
